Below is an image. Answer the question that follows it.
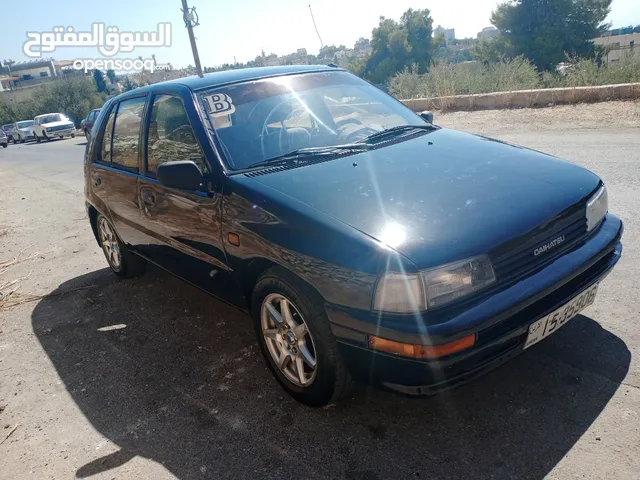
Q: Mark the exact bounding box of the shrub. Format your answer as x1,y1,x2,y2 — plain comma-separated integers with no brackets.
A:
388,56,540,99
389,54,640,101
0,76,105,127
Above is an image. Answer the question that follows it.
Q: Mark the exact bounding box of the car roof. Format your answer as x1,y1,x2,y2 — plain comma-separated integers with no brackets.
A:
131,65,344,95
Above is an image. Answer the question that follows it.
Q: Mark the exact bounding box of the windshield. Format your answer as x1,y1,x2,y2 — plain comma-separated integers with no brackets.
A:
39,114,64,124
197,71,426,170
17,121,34,128
2,124,12,130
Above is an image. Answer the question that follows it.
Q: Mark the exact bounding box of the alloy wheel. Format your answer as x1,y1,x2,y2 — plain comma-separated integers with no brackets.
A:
261,293,318,387
98,217,122,270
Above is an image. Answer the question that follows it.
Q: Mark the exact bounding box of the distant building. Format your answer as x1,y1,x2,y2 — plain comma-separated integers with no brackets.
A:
0,59,81,94
593,32,639,63
0,75,19,92
477,27,499,41
0,59,61,81
354,37,372,57
434,25,455,43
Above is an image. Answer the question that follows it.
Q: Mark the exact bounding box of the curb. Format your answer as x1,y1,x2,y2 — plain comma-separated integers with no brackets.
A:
401,82,640,112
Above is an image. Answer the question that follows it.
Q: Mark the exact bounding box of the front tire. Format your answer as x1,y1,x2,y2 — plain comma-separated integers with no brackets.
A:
96,214,146,278
35,134,41,143
252,267,352,406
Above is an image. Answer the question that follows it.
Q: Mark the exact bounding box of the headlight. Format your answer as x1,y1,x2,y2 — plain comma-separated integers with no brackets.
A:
373,273,426,313
46,127,52,132
586,185,607,231
373,255,496,313
422,255,496,309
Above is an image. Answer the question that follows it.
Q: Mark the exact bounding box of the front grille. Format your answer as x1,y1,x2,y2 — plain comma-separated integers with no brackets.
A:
48,124,72,132
479,247,616,344
491,203,589,286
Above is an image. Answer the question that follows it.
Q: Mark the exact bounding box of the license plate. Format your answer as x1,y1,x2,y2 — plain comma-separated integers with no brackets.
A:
524,283,598,349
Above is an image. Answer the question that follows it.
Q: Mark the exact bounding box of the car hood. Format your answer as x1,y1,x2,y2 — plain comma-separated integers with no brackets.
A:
18,127,33,133
245,128,600,268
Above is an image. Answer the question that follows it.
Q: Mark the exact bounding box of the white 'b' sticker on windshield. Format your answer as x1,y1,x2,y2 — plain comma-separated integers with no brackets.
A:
202,93,236,117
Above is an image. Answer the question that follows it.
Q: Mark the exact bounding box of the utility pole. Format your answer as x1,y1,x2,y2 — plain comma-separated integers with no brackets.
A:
308,5,324,49
181,0,204,77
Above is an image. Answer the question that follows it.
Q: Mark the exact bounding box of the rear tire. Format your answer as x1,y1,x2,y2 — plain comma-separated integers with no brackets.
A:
96,214,147,278
1,143,6,149
251,267,352,406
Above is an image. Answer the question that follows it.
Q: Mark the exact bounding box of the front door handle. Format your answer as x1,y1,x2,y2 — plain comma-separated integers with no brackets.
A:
142,192,156,208
93,176,101,187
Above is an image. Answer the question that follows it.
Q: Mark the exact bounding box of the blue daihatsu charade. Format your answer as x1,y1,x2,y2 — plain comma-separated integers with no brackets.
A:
84,65,623,406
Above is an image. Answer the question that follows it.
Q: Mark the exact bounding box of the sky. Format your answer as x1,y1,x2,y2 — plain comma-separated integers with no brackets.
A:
1,0,638,70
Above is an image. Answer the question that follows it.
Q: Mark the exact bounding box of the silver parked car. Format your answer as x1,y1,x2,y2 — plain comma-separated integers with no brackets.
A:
11,120,36,143
0,129,8,148
1,124,14,143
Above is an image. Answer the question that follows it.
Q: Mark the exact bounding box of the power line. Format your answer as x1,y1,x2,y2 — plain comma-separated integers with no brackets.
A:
308,5,324,48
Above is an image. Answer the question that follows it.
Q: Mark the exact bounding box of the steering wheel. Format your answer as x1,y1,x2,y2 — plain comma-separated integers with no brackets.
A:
335,117,363,128
259,101,293,158
260,102,314,157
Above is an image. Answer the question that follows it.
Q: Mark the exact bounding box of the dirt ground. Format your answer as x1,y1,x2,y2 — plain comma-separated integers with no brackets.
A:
0,102,639,479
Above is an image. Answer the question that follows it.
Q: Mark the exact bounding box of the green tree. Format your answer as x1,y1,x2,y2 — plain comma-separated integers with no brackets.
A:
121,76,137,92
402,8,435,72
0,77,104,127
92,69,108,93
39,77,105,126
363,9,435,84
472,36,512,63
106,69,117,84
490,0,612,71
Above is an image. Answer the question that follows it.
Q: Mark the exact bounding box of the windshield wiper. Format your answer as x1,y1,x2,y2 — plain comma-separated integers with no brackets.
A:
356,124,437,145
246,144,371,170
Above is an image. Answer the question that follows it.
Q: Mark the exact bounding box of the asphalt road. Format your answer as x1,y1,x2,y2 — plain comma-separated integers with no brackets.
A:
0,109,639,480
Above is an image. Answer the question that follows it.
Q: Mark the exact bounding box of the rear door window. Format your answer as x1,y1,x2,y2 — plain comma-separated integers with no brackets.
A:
110,97,146,172
145,94,205,176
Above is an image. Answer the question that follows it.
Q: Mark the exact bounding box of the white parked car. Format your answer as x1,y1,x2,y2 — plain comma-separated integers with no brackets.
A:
31,113,76,142
11,120,36,143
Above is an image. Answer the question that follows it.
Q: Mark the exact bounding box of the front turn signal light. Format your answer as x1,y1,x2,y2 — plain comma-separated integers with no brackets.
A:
368,334,475,359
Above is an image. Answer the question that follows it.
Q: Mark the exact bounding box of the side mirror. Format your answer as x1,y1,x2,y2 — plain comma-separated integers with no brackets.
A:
420,110,434,124
157,160,203,190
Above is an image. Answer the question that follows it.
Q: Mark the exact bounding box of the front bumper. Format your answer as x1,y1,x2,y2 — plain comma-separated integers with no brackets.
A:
328,214,623,395
46,128,74,137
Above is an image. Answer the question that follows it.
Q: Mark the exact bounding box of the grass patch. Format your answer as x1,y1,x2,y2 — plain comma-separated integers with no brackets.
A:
389,55,640,102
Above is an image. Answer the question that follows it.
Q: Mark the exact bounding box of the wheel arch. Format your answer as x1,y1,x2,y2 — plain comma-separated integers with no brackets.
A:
241,258,325,313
